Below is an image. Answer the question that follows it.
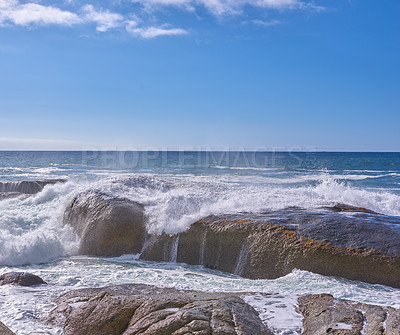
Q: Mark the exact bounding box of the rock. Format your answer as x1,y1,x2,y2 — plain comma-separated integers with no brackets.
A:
0,322,15,335
140,208,400,288
62,191,400,287
299,293,400,335
0,179,66,195
322,203,379,214
0,272,46,286
47,284,272,335
63,191,147,256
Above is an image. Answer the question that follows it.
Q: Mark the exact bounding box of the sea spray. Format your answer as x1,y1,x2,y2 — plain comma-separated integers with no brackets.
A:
1,174,400,265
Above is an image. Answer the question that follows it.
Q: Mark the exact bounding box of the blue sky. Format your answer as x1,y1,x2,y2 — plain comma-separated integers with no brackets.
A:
0,0,399,151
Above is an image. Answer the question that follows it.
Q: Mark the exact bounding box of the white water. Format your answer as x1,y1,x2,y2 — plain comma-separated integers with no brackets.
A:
1,171,400,334
0,174,400,266
1,256,400,335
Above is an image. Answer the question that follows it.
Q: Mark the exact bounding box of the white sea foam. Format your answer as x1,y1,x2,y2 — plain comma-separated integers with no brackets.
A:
0,181,85,266
243,293,303,334
1,260,400,335
0,172,400,264
95,174,400,234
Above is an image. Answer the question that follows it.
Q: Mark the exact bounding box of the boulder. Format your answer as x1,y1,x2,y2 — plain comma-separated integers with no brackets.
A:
0,272,46,286
63,191,147,256
0,179,66,195
46,284,400,335
299,293,400,335
140,207,400,288
0,322,15,335
47,284,272,335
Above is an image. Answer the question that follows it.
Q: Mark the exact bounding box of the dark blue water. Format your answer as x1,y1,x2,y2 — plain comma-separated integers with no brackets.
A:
1,151,399,192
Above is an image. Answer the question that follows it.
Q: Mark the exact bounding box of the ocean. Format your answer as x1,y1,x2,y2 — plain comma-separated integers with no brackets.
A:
1,151,400,334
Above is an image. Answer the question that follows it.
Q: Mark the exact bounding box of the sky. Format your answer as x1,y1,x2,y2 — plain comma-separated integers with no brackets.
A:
0,0,399,151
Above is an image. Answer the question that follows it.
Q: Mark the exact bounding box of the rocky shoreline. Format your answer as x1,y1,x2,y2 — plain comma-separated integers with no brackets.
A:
1,184,400,334
1,276,399,334
64,190,400,288
44,282,400,334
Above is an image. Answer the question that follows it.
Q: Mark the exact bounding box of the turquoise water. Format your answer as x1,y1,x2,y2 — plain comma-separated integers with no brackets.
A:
0,151,400,334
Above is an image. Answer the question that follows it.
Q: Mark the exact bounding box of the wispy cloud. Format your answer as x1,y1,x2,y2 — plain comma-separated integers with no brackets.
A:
0,0,80,26
0,0,324,37
82,5,124,32
250,19,281,26
132,0,320,16
127,25,188,38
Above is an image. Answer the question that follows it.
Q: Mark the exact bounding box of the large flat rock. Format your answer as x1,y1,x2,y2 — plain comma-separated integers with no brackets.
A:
46,284,272,335
141,206,400,288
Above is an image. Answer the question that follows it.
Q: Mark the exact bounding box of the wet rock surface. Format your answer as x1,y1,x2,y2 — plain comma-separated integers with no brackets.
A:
63,191,147,256
46,284,400,335
141,207,400,288
0,179,66,195
0,321,15,335
0,272,46,286
47,284,272,335
299,293,400,335
62,192,400,287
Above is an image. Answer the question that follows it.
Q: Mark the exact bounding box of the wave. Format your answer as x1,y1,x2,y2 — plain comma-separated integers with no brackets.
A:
1,174,400,266
98,174,400,234
0,181,82,266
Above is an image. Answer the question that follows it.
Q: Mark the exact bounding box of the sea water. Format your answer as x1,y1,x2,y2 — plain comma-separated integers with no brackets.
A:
1,151,400,334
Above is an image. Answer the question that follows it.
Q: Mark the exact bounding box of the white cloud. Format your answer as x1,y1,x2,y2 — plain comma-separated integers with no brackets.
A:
132,0,313,16
82,5,124,32
251,19,281,26
0,1,81,26
0,0,323,37
127,25,188,38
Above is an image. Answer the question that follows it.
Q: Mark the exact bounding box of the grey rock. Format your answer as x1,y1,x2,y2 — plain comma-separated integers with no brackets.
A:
299,293,400,335
0,179,66,195
0,272,46,286
47,284,272,335
63,191,147,256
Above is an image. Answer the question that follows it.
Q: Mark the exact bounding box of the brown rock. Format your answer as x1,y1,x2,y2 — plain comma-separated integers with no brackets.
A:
0,322,15,335
63,191,147,256
0,272,46,286
140,209,400,288
299,293,400,335
47,284,272,335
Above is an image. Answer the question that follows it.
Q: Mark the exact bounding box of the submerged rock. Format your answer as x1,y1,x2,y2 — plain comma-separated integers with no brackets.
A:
0,321,15,335
63,191,146,256
0,272,46,286
47,284,272,335
141,208,400,288
0,179,66,195
299,293,400,335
